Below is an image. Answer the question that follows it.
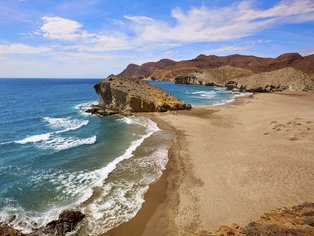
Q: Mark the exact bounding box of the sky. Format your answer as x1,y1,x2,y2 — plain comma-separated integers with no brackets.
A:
0,0,314,78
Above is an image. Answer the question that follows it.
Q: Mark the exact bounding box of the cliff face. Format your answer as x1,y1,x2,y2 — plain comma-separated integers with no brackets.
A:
88,75,191,115
175,66,254,86
119,53,314,79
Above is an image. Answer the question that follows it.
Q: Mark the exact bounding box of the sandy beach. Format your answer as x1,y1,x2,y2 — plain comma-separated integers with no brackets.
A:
104,92,314,236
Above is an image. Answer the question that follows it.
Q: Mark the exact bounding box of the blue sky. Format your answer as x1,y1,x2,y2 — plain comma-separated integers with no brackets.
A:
0,0,314,78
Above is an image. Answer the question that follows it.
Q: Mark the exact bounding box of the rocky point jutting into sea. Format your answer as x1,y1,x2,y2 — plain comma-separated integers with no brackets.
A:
86,75,191,116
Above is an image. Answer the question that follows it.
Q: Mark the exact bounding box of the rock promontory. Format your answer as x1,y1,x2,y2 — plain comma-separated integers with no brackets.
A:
87,75,191,115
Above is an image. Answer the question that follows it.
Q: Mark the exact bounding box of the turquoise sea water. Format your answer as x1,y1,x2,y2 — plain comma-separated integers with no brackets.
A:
0,79,244,234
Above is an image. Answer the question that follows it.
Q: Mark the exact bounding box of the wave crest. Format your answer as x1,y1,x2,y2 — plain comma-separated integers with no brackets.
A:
14,133,51,144
43,117,89,133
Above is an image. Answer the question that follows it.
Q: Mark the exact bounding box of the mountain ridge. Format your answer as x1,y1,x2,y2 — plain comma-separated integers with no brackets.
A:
119,53,314,79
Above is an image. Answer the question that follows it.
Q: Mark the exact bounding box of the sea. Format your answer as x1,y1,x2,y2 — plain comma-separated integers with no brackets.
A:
0,79,248,235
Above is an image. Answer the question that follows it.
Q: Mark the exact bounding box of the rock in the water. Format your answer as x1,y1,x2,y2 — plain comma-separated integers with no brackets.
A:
89,75,191,115
0,224,26,236
44,210,85,236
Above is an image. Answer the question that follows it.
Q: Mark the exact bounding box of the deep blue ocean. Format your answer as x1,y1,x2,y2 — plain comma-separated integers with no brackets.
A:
0,79,242,234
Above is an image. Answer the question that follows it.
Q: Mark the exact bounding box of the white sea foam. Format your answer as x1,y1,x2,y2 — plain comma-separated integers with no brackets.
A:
37,135,96,151
84,145,170,235
1,116,166,235
75,101,98,116
211,98,235,106
191,90,216,99
43,117,89,133
14,133,51,144
233,92,253,98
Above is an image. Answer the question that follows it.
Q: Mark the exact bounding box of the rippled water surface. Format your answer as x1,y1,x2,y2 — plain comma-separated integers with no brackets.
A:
0,79,244,234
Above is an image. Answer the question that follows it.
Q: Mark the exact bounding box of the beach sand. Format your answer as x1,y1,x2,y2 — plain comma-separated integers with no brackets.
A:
104,92,314,236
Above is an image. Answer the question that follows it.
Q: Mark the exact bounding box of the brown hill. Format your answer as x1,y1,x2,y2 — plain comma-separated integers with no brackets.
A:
119,53,314,79
232,67,314,92
120,59,175,79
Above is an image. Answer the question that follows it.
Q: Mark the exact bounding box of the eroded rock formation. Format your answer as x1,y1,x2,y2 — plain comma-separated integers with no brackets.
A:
174,66,254,86
87,75,191,115
43,210,85,236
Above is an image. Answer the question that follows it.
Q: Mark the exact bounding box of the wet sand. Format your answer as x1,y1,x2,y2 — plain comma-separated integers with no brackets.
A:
104,92,314,236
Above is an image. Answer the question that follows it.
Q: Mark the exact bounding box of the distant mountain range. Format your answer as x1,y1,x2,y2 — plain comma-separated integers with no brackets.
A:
119,53,314,79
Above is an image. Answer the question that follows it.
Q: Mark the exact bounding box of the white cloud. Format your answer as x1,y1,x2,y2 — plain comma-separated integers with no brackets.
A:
3,0,314,77
34,0,314,53
39,17,85,41
0,43,51,55
125,0,314,43
36,17,131,51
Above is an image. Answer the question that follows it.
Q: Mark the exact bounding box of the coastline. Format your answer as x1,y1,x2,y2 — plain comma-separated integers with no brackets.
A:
103,91,314,236
102,114,184,236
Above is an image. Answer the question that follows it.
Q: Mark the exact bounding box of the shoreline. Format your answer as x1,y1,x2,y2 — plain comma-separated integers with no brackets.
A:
103,91,314,236
102,113,184,236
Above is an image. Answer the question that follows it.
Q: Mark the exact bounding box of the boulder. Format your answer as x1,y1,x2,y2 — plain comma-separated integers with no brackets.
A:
44,210,85,236
89,75,191,115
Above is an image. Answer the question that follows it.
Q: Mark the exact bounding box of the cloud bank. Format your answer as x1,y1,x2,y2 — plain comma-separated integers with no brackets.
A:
0,0,314,77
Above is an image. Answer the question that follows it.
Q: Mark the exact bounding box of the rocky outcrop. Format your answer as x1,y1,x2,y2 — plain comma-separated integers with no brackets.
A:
43,210,85,236
119,53,314,79
175,75,202,85
0,224,26,236
175,66,254,86
192,202,314,236
0,210,85,236
88,75,191,115
231,67,313,92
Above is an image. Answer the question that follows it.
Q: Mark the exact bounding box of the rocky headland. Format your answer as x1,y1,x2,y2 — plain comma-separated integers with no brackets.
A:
0,210,85,236
119,53,314,93
87,75,191,116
